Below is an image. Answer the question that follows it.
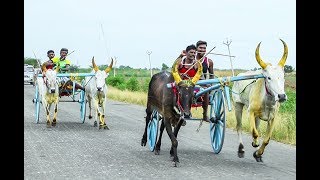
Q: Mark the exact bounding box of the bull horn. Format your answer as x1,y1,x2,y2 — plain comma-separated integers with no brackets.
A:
105,58,114,73
191,60,202,84
171,57,182,85
92,56,99,72
255,42,268,69
278,39,288,67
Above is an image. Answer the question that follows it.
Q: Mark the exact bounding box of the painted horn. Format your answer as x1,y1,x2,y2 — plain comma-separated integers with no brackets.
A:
105,58,114,73
92,56,99,72
191,60,202,84
171,57,182,85
278,39,288,67
255,42,268,69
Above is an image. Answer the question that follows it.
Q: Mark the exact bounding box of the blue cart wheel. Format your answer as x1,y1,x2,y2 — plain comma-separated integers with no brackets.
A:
34,85,40,123
79,90,86,123
209,89,226,154
147,110,159,151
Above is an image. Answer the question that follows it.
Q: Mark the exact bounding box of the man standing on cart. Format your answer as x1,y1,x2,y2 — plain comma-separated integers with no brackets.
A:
179,40,214,122
52,48,85,92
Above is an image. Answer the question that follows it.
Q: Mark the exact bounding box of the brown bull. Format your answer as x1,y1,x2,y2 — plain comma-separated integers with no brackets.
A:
141,57,202,167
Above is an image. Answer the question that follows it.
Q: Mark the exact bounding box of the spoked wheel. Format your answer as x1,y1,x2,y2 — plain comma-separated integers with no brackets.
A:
147,109,160,152
209,89,226,154
79,89,86,123
34,85,40,123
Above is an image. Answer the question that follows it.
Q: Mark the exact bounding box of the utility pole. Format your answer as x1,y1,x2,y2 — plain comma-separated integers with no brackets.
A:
223,38,235,77
113,56,117,77
146,50,152,77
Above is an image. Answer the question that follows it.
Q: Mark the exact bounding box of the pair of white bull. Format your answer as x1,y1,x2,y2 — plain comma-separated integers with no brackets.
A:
38,57,113,129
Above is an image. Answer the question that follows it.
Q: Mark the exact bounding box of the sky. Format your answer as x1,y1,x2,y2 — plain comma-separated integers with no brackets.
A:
24,0,296,70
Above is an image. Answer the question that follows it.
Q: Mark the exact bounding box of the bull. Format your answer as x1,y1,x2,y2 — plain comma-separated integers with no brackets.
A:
231,39,288,162
84,57,113,129
141,57,202,167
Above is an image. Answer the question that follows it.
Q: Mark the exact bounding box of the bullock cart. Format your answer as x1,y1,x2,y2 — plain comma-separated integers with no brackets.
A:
147,73,264,154
33,72,95,124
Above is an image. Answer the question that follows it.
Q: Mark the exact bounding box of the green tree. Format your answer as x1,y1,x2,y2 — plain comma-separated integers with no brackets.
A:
284,65,294,73
161,63,169,71
24,58,40,68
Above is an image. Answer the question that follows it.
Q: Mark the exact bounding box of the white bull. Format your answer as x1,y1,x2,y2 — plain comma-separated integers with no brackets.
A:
84,57,113,129
231,39,288,162
37,65,60,127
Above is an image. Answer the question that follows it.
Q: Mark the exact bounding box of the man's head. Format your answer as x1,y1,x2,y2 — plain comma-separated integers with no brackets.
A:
196,40,207,56
185,44,197,61
60,48,68,60
47,50,55,60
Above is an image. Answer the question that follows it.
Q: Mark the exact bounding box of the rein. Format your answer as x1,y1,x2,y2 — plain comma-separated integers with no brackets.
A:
171,82,184,113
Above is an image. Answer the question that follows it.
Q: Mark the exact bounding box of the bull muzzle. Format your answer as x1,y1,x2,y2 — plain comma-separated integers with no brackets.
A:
50,88,56,93
278,94,287,103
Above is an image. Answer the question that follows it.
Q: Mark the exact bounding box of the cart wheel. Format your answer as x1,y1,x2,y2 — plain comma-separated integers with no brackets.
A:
80,90,86,123
34,85,40,123
209,89,226,154
147,109,159,152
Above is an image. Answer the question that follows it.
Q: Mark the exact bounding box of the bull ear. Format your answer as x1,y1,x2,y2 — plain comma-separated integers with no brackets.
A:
278,39,288,67
105,58,114,73
171,57,182,85
92,56,99,72
191,60,202,85
255,42,268,69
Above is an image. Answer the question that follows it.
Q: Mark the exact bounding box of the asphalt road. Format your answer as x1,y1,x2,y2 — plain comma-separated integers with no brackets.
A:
24,84,296,180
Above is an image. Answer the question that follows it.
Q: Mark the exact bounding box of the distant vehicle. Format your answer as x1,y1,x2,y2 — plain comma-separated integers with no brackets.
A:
24,64,35,85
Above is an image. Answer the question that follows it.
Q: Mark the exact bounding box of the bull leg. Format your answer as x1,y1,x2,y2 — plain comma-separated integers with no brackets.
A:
235,102,245,158
155,119,165,155
202,92,209,122
93,100,99,127
99,102,109,130
141,106,152,146
249,111,260,148
253,118,276,162
87,96,93,119
52,101,58,127
170,118,184,157
45,103,51,128
165,119,179,167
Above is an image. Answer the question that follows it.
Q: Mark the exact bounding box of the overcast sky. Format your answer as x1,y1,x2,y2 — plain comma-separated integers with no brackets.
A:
24,0,296,70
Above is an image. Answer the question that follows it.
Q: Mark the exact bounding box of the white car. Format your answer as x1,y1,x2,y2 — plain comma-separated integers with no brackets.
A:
24,64,35,85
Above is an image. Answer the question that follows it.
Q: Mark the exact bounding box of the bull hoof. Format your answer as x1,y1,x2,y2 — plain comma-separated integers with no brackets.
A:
141,139,147,146
155,149,160,155
46,122,51,128
253,151,263,162
89,115,93,119
93,121,97,127
252,142,259,148
172,161,179,167
52,120,56,127
104,125,109,130
238,151,245,158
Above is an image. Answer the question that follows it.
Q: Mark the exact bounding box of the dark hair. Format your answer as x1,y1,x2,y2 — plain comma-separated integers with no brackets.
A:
186,44,196,52
47,50,55,55
196,40,207,47
60,48,68,52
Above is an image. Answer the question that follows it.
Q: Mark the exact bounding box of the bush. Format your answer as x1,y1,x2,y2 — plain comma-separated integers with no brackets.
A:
107,76,126,88
126,77,140,91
